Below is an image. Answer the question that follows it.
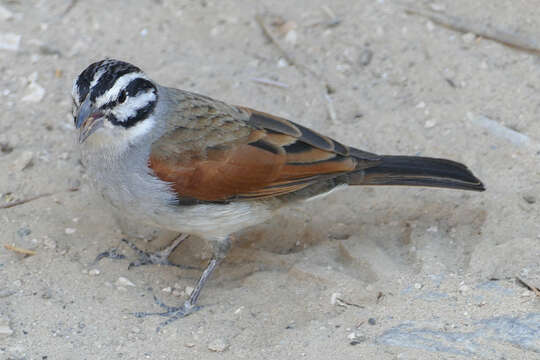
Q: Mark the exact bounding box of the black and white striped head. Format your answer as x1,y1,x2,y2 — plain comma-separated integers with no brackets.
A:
72,59,158,144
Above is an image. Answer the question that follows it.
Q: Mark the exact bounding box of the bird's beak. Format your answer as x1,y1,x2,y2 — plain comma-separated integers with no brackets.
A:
75,97,104,143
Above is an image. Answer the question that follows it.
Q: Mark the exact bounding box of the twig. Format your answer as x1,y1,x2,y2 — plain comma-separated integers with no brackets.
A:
255,14,318,77
336,296,364,308
402,6,540,54
60,0,78,17
516,277,540,297
4,244,37,256
0,187,79,209
467,112,532,147
324,93,337,123
250,77,289,89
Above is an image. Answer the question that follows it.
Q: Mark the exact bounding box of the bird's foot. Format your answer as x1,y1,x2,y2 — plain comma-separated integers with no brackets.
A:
94,234,192,269
94,247,126,264
133,295,201,332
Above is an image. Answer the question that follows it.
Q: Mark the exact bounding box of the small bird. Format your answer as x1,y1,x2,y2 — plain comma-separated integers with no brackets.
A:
72,59,484,326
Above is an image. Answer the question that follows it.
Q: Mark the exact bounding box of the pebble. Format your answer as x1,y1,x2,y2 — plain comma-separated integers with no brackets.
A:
43,236,56,249
116,277,135,287
17,226,31,237
0,289,15,298
22,82,45,102
0,317,13,338
330,292,342,305
234,306,244,314
424,119,437,129
277,58,288,68
0,32,20,51
462,32,476,44
161,286,172,293
208,338,230,352
88,269,100,276
172,289,183,297
414,283,423,289
359,49,373,66
429,3,446,12
64,228,77,235
284,30,297,45
185,286,194,296
523,194,536,204
12,151,33,171
0,5,13,20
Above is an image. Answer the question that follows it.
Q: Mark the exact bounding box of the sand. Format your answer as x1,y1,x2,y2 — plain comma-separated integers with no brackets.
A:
1,1,539,359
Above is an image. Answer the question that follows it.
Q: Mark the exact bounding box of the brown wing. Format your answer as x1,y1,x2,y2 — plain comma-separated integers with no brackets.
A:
149,104,381,202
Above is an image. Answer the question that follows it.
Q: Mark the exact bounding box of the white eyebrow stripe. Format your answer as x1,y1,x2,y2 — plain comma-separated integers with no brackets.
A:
112,90,156,122
94,72,149,108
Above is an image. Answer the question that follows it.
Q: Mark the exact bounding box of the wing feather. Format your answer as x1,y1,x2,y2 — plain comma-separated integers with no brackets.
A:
149,101,380,202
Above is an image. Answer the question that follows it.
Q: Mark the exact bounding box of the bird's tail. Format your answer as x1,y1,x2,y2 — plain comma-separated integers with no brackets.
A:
348,155,485,191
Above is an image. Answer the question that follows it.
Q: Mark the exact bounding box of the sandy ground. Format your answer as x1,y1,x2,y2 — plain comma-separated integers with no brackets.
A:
1,0,539,359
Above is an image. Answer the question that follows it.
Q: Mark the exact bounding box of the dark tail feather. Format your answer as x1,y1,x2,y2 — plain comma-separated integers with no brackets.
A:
348,155,485,191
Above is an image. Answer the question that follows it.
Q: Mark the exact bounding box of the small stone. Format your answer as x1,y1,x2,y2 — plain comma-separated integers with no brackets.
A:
0,33,21,51
429,3,446,12
64,228,77,235
89,269,100,276
424,119,437,128
0,325,13,337
277,20,297,35
208,338,230,352
0,317,13,338
414,283,423,289
161,286,172,293
13,151,33,171
17,227,31,238
459,284,469,293
43,236,56,249
41,288,52,299
347,332,357,340
330,292,342,305
368,318,376,325
359,49,373,66
350,335,367,345
172,289,183,297
426,21,435,32
462,32,476,44
523,194,536,204
116,277,135,287
185,342,196,348
277,58,288,68
22,82,45,102
284,29,297,45
0,289,15,298
185,286,194,296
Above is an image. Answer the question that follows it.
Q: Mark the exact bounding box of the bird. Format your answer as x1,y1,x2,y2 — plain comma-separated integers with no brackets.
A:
72,59,485,328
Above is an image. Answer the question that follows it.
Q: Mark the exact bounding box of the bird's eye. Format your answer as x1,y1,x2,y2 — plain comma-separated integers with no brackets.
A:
118,90,127,103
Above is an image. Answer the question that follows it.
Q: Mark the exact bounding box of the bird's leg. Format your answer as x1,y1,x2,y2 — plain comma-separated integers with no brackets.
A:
132,236,232,332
